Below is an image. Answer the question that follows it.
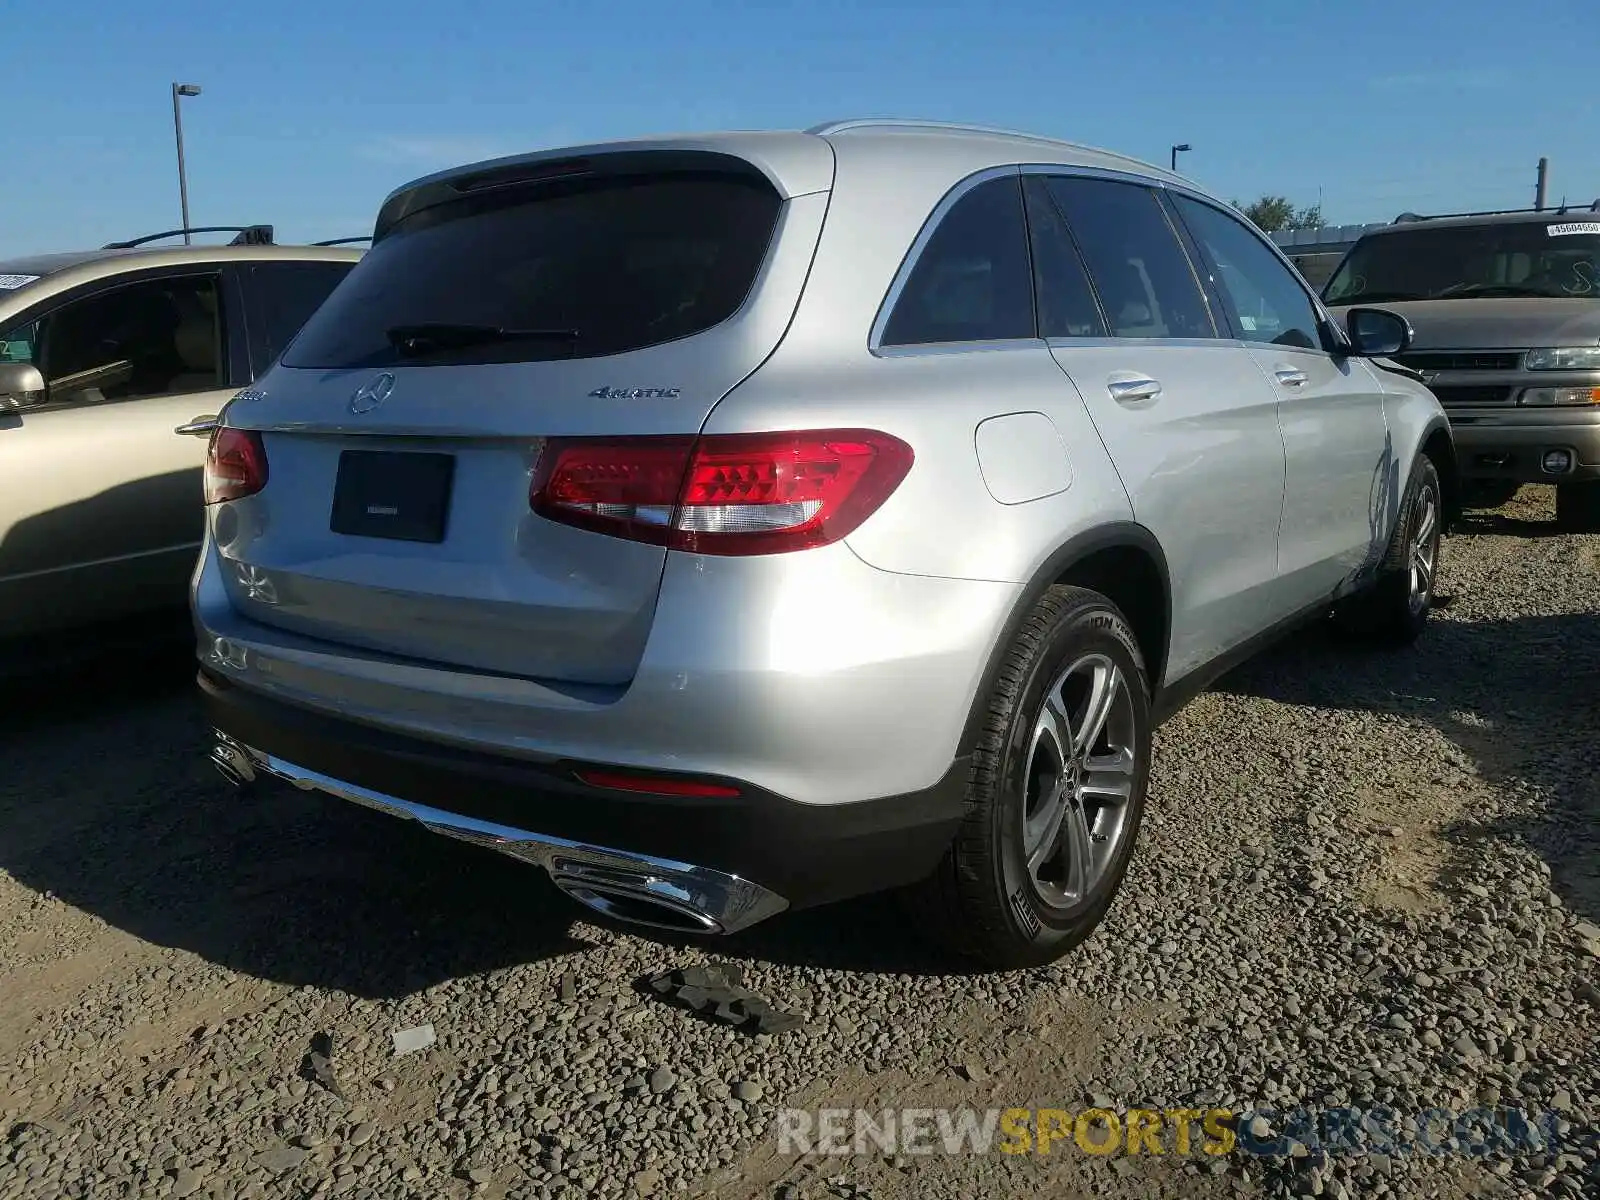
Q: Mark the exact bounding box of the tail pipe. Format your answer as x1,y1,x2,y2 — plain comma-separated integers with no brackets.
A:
210,738,257,789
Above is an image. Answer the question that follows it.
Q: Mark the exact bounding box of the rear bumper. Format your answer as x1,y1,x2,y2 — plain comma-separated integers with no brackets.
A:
200,667,969,920
192,537,1016,808
1447,410,1600,483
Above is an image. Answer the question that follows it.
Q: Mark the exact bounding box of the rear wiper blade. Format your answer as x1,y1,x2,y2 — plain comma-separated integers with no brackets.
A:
384,323,581,355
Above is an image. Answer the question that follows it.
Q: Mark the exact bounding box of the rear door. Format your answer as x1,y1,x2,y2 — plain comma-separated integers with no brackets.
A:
1169,193,1391,606
214,149,832,685
1031,172,1288,681
0,267,243,636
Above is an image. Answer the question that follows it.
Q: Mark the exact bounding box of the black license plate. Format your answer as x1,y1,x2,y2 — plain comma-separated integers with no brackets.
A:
329,450,455,543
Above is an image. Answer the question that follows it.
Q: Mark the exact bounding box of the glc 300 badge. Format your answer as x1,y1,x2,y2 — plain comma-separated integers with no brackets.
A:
588,386,682,400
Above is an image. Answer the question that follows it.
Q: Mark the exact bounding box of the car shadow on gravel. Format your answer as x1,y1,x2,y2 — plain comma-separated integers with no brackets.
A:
1213,610,1600,927
1450,509,1570,539
0,649,968,997
0,656,610,999
624,891,982,980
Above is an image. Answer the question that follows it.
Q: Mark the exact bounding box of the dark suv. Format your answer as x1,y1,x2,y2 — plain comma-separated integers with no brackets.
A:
1322,204,1600,530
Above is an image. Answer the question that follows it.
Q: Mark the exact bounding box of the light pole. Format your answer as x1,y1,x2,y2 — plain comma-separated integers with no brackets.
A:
1170,143,1191,173
171,82,202,243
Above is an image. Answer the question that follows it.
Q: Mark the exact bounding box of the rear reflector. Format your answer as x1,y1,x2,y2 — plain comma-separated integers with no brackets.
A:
204,428,268,504
530,429,913,555
574,768,741,798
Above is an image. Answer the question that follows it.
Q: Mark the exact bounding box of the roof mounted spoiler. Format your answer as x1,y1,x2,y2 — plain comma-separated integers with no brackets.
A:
103,224,275,249
1393,200,1600,223
310,236,373,247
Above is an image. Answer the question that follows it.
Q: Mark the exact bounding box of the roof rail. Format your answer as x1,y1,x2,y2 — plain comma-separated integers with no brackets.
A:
311,236,372,247
805,118,1166,174
1391,202,1600,224
103,224,275,249
807,117,1065,141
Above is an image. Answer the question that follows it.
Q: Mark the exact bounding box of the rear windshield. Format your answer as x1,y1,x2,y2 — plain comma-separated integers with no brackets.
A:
1325,221,1600,305
284,170,782,369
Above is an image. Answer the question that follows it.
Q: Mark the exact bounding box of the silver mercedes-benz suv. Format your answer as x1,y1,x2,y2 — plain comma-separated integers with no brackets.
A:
194,119,1455,967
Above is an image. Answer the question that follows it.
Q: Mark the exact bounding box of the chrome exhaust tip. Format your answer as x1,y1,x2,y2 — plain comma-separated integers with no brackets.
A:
550,876,726,940
209,735,257,789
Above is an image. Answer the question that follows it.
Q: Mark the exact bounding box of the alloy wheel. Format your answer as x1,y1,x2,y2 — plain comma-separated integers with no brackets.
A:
1409,481,1441,615
1020,653,1139,910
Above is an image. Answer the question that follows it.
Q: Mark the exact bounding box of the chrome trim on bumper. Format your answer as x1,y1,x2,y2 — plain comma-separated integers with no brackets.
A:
210,733,789,936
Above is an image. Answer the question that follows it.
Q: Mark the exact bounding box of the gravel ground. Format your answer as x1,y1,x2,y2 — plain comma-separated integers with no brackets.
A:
1,485,1596,1200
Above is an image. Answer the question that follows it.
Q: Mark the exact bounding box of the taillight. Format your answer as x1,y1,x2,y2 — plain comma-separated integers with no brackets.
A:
204,428,268,504
530,429,913,555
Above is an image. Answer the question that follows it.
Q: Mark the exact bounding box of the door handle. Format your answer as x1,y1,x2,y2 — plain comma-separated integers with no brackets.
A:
1274,368,1309,388
1107,375,1162,404
175,414,218,437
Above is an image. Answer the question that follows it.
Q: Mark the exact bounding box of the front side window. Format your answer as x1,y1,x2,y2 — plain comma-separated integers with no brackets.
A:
879,175,1036,346
1042,177,1216,340
1325,222,1600,304
0,273,225,407
284,169,783,369
1173,195,1322,350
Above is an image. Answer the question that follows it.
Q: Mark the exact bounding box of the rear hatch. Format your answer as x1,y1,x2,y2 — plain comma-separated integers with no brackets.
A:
213,143,833,685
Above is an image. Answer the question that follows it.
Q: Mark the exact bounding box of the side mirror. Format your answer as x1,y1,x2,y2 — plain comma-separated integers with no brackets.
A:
1344,307,1413,358
0,361,46,412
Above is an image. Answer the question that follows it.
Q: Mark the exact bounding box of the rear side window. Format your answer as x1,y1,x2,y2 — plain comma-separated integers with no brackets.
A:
284,171,782,369
1022,176,1107,339
1043,177,1216,340
879,175,1035,347
248,261,357,367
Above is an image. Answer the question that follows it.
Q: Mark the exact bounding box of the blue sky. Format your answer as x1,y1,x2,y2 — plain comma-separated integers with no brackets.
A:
6,0,1597,254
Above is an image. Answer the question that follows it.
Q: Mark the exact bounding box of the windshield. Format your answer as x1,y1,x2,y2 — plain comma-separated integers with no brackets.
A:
284,169,782,369
1324,220,1600,304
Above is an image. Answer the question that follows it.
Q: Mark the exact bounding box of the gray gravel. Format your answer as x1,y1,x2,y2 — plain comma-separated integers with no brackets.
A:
0,485,1596,1200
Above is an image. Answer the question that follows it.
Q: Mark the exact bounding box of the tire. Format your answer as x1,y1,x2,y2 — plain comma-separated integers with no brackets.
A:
1336,452,1443,647
914,585,1152,969
1556,480,1600,533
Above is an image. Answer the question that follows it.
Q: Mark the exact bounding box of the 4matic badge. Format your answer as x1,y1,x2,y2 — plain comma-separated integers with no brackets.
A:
588,386,682,400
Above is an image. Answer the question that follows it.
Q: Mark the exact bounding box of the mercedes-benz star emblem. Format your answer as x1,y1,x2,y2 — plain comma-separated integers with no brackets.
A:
350,372,396,414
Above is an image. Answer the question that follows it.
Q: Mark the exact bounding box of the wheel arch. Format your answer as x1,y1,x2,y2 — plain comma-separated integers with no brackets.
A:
1418,415,1461,527
956,523,1171,757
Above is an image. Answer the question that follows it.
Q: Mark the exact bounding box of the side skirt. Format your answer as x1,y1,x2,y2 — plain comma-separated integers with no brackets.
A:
1151,594,1337,727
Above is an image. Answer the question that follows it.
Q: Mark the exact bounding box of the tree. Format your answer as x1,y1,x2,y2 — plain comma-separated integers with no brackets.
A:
1231,195,1323,233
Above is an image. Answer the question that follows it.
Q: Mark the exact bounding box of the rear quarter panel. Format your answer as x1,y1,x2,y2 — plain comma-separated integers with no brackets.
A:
703,345,1134,586
707,141,1135,588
